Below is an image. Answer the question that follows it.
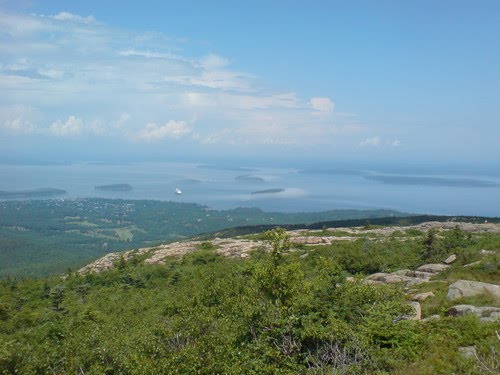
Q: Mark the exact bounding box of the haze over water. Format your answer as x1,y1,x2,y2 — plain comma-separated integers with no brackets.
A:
1,2,499,219
1,161,499,217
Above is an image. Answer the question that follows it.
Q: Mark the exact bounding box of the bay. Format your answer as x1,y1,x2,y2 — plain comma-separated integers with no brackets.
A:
0,161,499,217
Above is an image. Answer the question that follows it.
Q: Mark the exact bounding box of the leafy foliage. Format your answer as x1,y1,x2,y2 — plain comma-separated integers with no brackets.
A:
0,227,499,373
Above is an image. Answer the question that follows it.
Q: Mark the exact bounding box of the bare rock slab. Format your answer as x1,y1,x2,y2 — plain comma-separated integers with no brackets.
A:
410,301,422,320
365,270,432,287
458,346,477,359
463,261,482,268
421,314,441,322
365,273,388,282
399,302,422,321
447,304,500,322
480,249,496,256
412,292,435,302
416,263,450,274
447,280,500,300
443,254,457,264
447,304,477,316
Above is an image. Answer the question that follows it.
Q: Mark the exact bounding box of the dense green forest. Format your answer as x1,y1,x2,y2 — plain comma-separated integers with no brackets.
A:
0,226,498,374
0,198,407,277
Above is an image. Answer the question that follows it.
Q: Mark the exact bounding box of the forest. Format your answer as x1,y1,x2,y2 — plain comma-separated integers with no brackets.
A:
0,198,407,277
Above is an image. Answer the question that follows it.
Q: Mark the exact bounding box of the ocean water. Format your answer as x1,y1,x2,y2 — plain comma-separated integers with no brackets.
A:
0,161,499,217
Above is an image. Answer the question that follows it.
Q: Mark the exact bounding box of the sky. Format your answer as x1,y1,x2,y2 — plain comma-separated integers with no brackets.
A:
0,0,499,165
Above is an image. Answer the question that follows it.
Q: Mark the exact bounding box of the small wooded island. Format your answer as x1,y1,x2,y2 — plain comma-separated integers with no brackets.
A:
0,188,66,198
94,184,133,192
236,174,265,183
251,188,285,194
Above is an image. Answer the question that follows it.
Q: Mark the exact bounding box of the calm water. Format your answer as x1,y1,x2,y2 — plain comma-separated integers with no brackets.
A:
0,161,499,217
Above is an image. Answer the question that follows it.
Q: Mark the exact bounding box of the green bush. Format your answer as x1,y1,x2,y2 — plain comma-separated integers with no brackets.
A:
1,227,498,374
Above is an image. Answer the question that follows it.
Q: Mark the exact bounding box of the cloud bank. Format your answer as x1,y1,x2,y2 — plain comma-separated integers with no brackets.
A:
0,10,364,152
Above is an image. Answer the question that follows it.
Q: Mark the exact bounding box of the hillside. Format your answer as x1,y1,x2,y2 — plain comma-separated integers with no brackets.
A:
1,220,498,374
79,220,500,274
0,198,409,277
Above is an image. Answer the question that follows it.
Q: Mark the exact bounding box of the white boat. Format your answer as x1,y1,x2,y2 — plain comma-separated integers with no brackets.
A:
175,188,182,195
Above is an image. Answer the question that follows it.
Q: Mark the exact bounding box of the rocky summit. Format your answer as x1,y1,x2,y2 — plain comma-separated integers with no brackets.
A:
79,221,500,274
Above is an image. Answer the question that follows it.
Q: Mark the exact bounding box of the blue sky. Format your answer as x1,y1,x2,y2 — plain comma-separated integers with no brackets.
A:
0,0,499,164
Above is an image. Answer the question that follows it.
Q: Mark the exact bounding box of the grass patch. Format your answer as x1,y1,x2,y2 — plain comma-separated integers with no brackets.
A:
436,257,500,285
67,220,98,227
115,228,134,242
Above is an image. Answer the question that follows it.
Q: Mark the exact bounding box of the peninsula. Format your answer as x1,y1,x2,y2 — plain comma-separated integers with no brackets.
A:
0,188,66,198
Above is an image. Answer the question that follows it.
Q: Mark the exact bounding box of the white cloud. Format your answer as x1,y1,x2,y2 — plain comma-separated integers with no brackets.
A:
0,12,45,36
180,91,299,110
4,58,30,72
310,97,335,114
200,109,361,146
198,54,230,70
38,68,64,79
0,74,38,89
229,92,299,109
3,117,35,134
0,105,37,134
0,10,360,149
164,70,254,91
360,136,381,147
50,12,96,24
115,113,131,128
359,137,401,148
118,49,188,62
49,116,83,136
136,120,192,141
48,116,110,136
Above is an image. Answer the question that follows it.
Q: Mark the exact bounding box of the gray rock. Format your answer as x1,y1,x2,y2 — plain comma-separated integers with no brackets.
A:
447,304,500,322
477,306,500,322
443,254,457,264
365,279,384,285
365,272,388,282
397,302,422,321
447,304,478,317
410,301,422,320
422,314,441,322
391,269,413,276
447,280,500,300
365,270,431,287
458,346,477,359
412,291,435,302
480,249,496,256
402,302,422,321
291,236,327,244
416,263,450,273
402,276,430,287
411,271,434,280
384,275,406,284
463,261,482,268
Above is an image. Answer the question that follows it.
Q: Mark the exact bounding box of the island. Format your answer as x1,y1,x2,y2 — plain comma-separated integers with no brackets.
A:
0,188,67,198
95,184,133,192
236,174,265,183
251,188,285,195
365,175,500,188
